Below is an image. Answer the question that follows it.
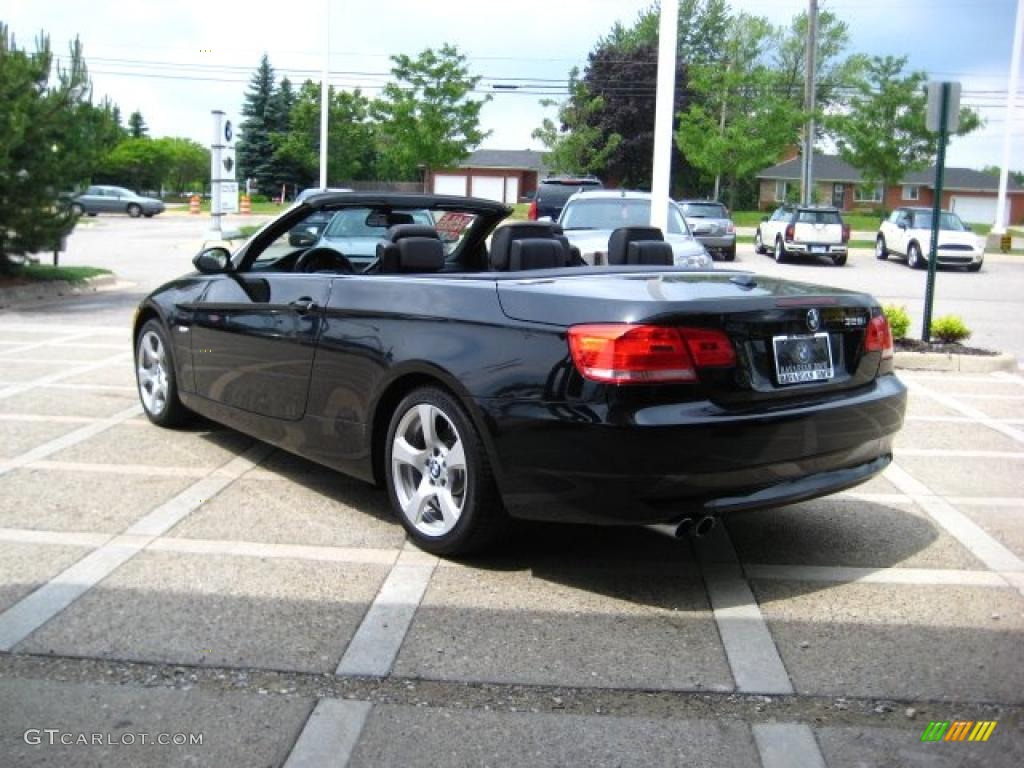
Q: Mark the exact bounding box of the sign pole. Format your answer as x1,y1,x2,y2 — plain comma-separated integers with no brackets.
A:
210,110,224,239
922,83,949,343
649,0,678,234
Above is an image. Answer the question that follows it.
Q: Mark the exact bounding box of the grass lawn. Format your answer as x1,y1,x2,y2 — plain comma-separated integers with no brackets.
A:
0,264,111,288
509,203,530,221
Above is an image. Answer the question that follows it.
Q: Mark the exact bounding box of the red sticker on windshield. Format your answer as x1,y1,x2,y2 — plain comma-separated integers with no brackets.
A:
435,212,473,239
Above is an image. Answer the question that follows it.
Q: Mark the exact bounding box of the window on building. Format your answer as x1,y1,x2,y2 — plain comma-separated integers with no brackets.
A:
774,180,789,202
902,185,920,201
854,184,884,203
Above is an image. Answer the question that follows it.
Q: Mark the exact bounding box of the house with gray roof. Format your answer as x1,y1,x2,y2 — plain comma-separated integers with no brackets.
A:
426,149,549,205
756,151,1024,225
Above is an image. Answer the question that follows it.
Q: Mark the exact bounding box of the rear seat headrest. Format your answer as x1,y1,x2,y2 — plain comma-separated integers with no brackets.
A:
377,237,445,273
489,222,563,271
386,223,439,242
508,238,569,271
607,226,667,265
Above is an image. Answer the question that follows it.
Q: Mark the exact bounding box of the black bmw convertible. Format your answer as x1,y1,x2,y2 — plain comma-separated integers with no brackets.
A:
133,192,906,555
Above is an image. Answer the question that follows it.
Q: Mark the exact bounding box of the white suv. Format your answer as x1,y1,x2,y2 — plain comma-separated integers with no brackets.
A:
875,207,984,272
755,205,850,266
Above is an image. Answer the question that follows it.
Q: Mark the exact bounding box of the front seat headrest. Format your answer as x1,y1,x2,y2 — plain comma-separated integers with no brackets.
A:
607,226,667,265
508,238,570,271
490,222,562,270
386,223,439,242
378,237,445,273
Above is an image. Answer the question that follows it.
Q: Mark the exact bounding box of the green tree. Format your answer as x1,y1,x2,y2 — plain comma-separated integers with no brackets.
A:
826,56,982,204
372,44,489,180
601,0,730,65
531,68,621,175
676,13,803,208
237,54,277,193
127,110,148,138
771,10,866,110
99,137,172,192
0,26,99,270
272,81,377,186
156,137,209,193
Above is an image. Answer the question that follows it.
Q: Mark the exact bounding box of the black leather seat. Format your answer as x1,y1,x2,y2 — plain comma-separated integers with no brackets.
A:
607,226,674,266
377,237,445,273
490,222,576,271
386,223,440,242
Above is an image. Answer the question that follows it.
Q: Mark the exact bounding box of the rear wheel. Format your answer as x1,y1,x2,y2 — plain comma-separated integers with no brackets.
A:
135,320,191,427
723,245,736,262
774,237,787,264
127,203,142,218
908,242,925,269
832,253,847,267
385,387,507,556
875,236,888,260
967,261,983,272
754,229,765,254
71,203,84,216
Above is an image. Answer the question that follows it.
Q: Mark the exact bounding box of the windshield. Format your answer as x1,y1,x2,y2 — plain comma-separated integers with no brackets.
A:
796,209,842,225
681,202,727,218
910,211,970,231
560,198,690,235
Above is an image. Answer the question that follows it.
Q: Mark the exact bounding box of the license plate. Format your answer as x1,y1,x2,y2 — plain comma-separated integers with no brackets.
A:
811,245,826,253
773,333,834,385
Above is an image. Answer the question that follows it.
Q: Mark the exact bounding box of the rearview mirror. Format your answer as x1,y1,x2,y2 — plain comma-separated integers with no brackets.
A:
290,230,317,247
193,247,232,274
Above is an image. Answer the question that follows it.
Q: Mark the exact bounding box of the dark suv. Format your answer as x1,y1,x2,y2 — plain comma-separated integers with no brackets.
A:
528,176,603,221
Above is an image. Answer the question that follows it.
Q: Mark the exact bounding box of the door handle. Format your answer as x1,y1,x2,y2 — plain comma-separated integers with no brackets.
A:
289,297,318,314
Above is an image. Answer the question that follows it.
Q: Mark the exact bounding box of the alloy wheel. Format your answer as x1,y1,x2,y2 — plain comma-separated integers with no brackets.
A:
137,330,169,416
391,403,468,537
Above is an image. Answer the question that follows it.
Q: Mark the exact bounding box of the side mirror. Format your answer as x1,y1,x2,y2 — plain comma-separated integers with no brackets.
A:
898,222,907,230
193,246,232,274
537,216,553,224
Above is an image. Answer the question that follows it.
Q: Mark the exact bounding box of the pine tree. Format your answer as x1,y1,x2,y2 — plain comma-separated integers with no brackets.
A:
237,54,277,195
128,110,148,138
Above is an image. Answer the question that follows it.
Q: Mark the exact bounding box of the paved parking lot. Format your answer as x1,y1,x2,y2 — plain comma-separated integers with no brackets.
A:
1,221,1023,766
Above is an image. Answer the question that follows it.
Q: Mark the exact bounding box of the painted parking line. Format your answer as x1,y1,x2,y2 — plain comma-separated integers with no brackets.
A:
0,414,115,425
0,528,112,548
147,537,397,565
336,549,437,678
24,383,136,393
886,463,1024,596
906,416,1024,425
753,723,826,768
694,527,794,695
283,699,372,768
0,322,125,335
0,330,114,358
0,442,271,651
907,381,1024,445
25,460,209,478
898,449,1024,460
0,351,130,401
0,404,143,478
946,496,1024,508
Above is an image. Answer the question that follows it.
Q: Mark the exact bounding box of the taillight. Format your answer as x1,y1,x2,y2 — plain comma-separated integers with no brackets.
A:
527,199,538,220
785,223,794,241
864,315,894,360
842,224,851,243
567,325,734,384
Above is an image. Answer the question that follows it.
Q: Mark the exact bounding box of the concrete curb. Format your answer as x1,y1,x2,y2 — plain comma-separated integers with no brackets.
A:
0,274,117,309
894,350,1019,373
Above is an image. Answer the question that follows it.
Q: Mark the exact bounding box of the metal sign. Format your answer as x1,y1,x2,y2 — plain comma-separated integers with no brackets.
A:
223,119,234,147
216,182,239,214
221,146,236,181
926,82,961,133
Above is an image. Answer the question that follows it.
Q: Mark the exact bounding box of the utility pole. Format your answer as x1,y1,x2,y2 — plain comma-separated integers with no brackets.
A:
319,0,330,189
801,0,818,205
993,0,1023,234
713,60,730,201
650,0,679,234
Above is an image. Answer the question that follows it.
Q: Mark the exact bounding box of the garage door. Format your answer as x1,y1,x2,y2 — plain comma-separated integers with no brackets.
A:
951,195,1002,226
471,176,505,203
433,174,467,196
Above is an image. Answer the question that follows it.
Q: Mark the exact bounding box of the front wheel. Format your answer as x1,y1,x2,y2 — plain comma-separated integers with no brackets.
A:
908,242,925,269
832,253,847,267
774,237,787,264
723,245,736,262
754,230,765,254
135,320,191,427
875,236,888,260
385,387,507,555
967,261,983,272
71,203,84,216
127,203,142,218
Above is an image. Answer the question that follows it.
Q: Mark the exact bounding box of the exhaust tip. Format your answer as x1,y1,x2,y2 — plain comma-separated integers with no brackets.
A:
693,515,717,538
644,518,693,541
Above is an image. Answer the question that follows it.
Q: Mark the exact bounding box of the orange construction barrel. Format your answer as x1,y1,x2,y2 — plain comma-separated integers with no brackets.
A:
240,195,251,215
189,195,201,215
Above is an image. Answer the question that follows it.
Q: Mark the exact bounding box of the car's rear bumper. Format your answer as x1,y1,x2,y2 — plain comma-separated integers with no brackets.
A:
787,242,847,254
478,374,906,525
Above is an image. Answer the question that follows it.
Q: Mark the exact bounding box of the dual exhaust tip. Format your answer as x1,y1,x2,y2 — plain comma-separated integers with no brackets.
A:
645,515,716,541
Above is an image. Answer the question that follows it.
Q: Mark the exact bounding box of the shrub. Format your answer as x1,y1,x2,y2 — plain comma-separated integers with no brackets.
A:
248,194,269,203
930,315,972,344
883,305,911,340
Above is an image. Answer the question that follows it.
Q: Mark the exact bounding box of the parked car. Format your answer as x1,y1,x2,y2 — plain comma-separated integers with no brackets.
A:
557,190,712,268
72,185,165,218
133,192,905,556
287,187,353,246
875,207,984,272
755,205,850,266
306,205,437,271
678,200,736,261
528,175,603,221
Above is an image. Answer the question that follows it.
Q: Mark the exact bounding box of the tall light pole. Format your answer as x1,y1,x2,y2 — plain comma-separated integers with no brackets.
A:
993,0,1023,234
801,0,818,205
319,0,330,189
650,0,679,234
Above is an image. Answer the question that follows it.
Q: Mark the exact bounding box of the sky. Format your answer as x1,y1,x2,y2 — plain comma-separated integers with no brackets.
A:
4,0,1022,172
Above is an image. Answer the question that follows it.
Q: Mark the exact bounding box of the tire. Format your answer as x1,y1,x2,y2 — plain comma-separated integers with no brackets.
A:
967,261,983,273
774,237,787,264
144,213,154,218
135,320,191,427
908,242,924,269
385,387,507,556
832,253,847,267
723,245,736,262
71,203,84,216
875,236,888,260
87,212,97,217
127,203,142,218
754,229,765,254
